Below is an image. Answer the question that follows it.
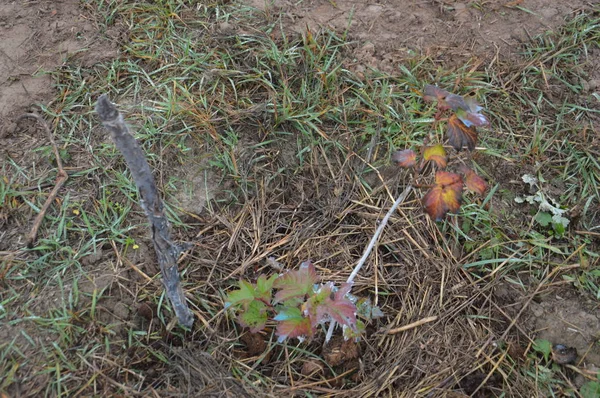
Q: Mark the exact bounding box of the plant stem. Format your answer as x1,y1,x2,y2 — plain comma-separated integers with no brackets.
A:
325,184,413,343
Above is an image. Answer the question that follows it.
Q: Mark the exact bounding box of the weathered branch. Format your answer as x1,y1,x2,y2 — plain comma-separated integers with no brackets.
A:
95,94,194,328
17,113,69,248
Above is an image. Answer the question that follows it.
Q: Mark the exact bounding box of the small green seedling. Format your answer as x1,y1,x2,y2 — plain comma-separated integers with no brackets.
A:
225,261,382,342
393,85,489,221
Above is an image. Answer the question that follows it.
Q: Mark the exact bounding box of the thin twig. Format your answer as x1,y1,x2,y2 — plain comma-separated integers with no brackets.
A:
383,316,438,335
17,113,68,248
325,184,413,343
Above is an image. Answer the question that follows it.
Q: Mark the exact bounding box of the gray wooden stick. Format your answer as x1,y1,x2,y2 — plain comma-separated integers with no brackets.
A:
95,94,194,328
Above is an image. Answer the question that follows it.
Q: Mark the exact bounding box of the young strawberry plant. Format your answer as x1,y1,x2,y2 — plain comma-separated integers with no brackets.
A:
225,261,383,343
393,85,490,221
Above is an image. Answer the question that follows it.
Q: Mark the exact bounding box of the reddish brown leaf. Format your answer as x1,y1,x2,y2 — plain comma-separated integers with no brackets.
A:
447,114,478,151
423,144,447,169
424,85,469,112
422,171,463,221
444,94,469,112
463,168,488,195
423,85,450,103
392,149,417,168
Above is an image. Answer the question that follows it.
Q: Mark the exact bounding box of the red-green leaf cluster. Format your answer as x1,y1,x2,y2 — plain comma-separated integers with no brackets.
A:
392,146,489,220
273,261,317,303
391,84,491,221
225,262,383,343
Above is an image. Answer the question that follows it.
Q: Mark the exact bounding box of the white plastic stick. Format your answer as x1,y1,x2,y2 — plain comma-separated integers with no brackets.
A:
325,184,413,343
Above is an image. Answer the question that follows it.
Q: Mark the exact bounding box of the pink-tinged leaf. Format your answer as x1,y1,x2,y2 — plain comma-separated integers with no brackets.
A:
459,96,489,127
423,144,447,169
273,261,318,303
314,283,357,329
422,171,463,221
447,114,478,151
238,300,268,332
274,307,313,342
462,168,488,195
392,149,417,168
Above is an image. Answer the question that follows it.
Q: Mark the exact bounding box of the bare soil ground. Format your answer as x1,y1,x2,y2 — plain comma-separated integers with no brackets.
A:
1,0,599,397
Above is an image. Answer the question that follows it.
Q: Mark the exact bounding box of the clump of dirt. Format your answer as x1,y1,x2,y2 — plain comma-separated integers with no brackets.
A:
0,0,117,129
530,291,600,369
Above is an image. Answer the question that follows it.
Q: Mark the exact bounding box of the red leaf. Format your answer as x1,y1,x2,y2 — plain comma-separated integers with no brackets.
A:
392,149,417,168
447,114,478,151
463,168,488,195
273,261,318,303
310,283,357,329
422,171,463,221
274,307,313,342
422,144,447,169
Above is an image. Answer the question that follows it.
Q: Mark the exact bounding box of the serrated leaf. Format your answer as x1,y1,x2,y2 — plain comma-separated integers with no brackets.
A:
273,261,318,303
423,85,468,112
225,280,256,309
314,283,357,329
423,144,447,169
255,274,277,301
462,168,488,195
392,149,417,168
274,306,313,342
422,171,463,221
447,114,477,151
444,94,469,112
535,212,553,227
238,300,268,332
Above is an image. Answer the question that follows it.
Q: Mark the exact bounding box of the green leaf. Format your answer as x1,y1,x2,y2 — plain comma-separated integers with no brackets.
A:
356,298,384,321
225,280,256,309
533,339,552,361
581,381,600,398
535,212,553,227
238,300,268,332
273,261,318,303
255,274,277,301
343,319,365,341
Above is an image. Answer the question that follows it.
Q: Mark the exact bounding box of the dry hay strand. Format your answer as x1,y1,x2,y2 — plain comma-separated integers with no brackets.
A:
179,143,534,397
